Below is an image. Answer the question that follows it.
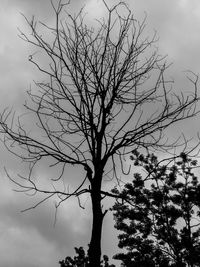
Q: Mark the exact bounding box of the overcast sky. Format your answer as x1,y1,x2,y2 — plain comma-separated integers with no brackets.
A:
1,0,200,266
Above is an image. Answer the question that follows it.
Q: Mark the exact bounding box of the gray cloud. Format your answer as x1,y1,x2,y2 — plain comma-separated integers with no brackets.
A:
0,168,118,266
0,176,92,267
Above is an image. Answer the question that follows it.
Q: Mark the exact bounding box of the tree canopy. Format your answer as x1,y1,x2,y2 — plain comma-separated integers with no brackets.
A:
59,247,115,267
112,151,200,267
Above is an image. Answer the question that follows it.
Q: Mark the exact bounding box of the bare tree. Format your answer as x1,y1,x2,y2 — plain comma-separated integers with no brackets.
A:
0,1,199,266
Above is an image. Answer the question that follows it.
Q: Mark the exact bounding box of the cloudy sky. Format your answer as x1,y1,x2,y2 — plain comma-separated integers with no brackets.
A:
0,0,200,266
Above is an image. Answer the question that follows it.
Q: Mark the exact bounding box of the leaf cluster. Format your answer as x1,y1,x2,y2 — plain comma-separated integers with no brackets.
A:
112,151,200,266
59,247,115,267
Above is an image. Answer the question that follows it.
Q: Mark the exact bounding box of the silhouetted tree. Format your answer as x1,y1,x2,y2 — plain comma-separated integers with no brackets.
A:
0,0,198,266
59,247,115,267
112,151,200,267
59,247,88,267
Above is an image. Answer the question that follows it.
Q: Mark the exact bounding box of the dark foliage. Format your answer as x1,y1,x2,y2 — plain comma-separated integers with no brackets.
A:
59,247,115,267
112,152,200,267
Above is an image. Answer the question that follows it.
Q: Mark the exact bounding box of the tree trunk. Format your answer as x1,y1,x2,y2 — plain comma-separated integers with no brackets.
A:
88,182,104,267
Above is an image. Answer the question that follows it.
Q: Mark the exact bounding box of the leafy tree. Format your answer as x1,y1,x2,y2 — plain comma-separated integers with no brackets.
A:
59,246,115,267
59,247,89,267
112,151,200,267
0,0,198,266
